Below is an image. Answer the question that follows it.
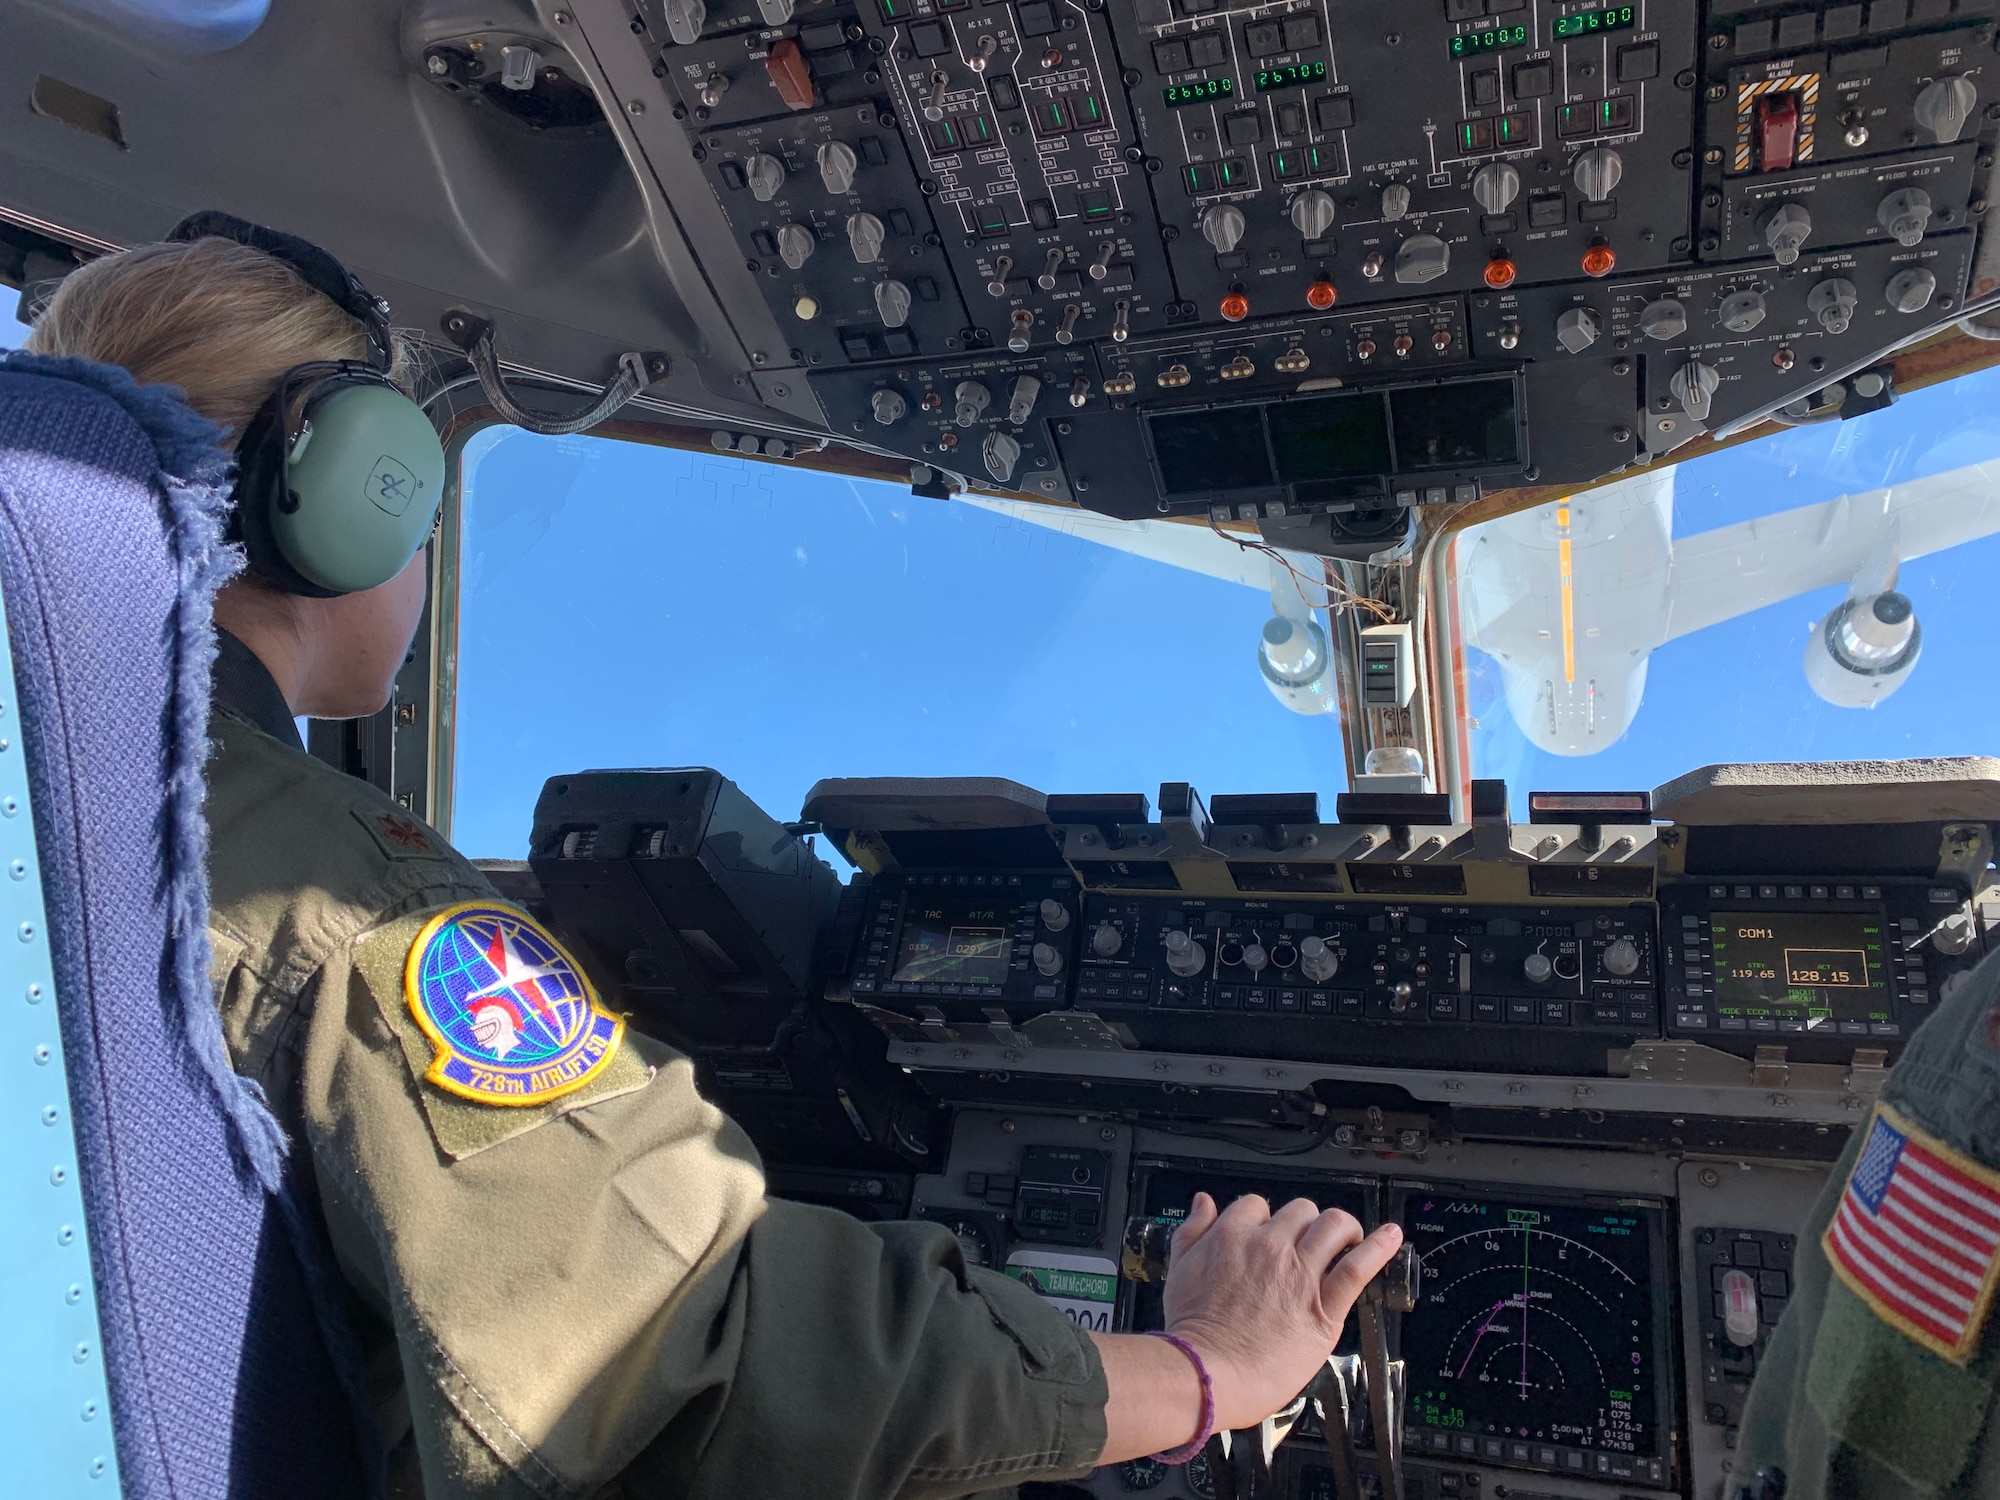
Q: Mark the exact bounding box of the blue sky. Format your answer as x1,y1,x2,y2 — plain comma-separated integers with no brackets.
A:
4,281,1990,851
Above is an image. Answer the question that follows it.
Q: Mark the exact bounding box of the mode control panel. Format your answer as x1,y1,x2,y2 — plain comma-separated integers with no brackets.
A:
1074,895,1659,1072
1659,877,1985,1061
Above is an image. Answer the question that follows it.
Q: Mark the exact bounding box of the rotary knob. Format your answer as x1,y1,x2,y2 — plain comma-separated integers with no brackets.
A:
1380,182,1411,221
817,140,859,194
1038,897,1070,931
953,380,990,427
774,222,815,269
982,428,1022,484
1934,908,1977,956
1471,160,1521,215
869,387,906,426
1572,145,1623,203
1914,75,1978,143
1672,359,1721,421
1807,277,1859,334
1760,202,1812,266
660,0,706,45
1394,234,1450,285
1885,265,1938,314
1091,923,1124,958
1877,187,1933,248
1007,374,1040,426
1289,188,1337,240
1603,938,1641,977
756,0,795,23
1523,952,1554,984
1637,298,1686,342
1163,929,1208,978
1032,941,1065,977
1242,941,1269,975
745,152,786,203
1718,289,1767,334
1200,203,1247,254
1299,935,1338,983
873,277,912,329
1555,305,1601,354
847,211,886,263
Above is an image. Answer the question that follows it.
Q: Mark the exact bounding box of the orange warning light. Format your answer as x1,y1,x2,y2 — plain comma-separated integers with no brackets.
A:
1483,256,1518,289
1220,292,1251,322
1581,242,1617,278
1305,279,1337,310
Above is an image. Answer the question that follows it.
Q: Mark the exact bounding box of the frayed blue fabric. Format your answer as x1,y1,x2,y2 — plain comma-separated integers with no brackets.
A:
0,353,377,1499
0,352,289,1192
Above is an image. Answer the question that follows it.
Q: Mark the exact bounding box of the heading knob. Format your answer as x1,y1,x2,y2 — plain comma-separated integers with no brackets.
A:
1471,160,1521,215
1299,934,1338,983
745,153,786,203
1602,938,1641,977
1038,897,1070,931
1091,922,1124,958
1671,359,1721,421
1914,75,1978,143
869,388,906,426
1760,202,1812,265
1807,277,1858,334
847,211,886,264
1200,203,1247,254
1289,188,1337,240
1572,145,1623,203
1163,929,1208,977
774,222,815,270
817,140,859,194
982,428,1022,484
873,277,912,329
953,380,990,427
1637,298,1686,342
1877,187,1933,248
1380,182,1411,221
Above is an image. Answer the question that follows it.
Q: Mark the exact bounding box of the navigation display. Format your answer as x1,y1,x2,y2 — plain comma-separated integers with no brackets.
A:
1710,910,1890,1022
892,904,1012,985
1393,1185,1672,1479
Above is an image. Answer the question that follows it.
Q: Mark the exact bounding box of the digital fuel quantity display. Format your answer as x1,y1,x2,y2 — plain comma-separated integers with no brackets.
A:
1163,78,1235,107
1710,911,1890,1023
1554,6,1637,38
1449,24,1528,57
1256,60,1327,91
1396,1189,1672,1475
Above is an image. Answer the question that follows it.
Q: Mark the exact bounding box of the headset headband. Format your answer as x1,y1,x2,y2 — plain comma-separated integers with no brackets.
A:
165,210,394,370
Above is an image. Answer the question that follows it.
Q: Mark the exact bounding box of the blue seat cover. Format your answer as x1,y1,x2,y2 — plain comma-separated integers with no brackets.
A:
0,354,371,1499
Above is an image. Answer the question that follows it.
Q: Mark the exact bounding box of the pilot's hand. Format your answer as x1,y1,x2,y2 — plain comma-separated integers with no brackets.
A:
1162,1192,1404,1433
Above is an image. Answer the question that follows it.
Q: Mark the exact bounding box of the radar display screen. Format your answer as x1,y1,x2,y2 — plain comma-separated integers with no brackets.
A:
892,902,1012,985
1710,911,1890,1023
1392,1184,1673,1483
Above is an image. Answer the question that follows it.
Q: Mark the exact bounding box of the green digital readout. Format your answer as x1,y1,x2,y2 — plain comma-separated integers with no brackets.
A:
1256,60,1328,91
1553,5,1637,38
1163,77,1235,107
1448,23,1528,58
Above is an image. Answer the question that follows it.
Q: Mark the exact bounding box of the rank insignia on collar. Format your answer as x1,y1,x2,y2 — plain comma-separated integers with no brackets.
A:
404,902,623,1106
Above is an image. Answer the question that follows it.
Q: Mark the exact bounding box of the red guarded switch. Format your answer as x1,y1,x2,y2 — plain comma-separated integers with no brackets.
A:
766,38,815,112
1756,92,1799,172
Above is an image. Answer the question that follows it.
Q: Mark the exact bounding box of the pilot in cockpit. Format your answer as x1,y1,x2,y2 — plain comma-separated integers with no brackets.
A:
20,213,1403,1499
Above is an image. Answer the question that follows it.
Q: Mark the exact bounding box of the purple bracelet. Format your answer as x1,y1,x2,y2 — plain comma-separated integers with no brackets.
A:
1144,1331,1215,1465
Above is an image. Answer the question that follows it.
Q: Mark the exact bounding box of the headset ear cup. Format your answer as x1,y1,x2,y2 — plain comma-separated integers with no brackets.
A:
229,386,340,599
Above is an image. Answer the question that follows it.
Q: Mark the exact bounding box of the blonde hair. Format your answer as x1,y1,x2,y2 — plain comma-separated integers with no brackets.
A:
24,236,413,445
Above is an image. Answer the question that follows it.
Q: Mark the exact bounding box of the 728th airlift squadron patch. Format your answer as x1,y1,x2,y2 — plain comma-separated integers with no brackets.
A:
405,902,623,1106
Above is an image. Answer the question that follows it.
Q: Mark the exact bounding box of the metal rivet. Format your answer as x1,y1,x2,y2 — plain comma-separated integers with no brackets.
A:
27,982,43,1003
73,1342,90,1364
2,797,18,816
81,1401,97,1421
66,1284,83,1305
10,860,26,879
57,1224,74,1245
50,1165,66,1185
90,1458,107,1478
34,1043,51,1064
20,921,35,942
42,1105,58,1125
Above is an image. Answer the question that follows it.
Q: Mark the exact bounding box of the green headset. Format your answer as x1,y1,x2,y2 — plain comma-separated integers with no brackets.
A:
167,211,447,598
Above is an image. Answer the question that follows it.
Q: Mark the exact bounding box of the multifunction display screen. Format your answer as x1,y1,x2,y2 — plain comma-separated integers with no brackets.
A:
1395,1187,1672,1470
892,904,1011,985
1710,910,1890,1022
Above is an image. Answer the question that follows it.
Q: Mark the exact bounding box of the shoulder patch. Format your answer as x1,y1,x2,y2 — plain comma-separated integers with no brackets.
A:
354,805,444,861
1823,1101,2000,1364
404,902,625,1107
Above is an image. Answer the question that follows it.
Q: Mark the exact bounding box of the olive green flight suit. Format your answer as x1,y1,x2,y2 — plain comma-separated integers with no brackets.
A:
202,632,1107,1499
1735,947,2000,1499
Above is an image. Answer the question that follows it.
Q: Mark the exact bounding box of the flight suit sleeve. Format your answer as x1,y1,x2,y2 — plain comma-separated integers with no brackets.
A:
294,907,1108,1500
1735,953,2000,1500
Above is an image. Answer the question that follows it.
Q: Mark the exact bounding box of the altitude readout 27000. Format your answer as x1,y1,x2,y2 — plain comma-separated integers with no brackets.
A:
1399,1192,1666,1462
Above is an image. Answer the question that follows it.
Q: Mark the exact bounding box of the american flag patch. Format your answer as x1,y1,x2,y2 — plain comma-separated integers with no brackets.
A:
1824,1102,2000,1365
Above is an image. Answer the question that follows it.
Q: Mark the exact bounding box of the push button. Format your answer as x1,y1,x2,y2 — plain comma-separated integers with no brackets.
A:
1225,110,1262,145
1153,38,1190,72
1616,41,1659,82
1282,15,1320,48
1313,94,1354,130
1512,60,1554,98
1246,20,1282,54
1467,69,1500,108
1276,101,1307,135
1188,31,1228,66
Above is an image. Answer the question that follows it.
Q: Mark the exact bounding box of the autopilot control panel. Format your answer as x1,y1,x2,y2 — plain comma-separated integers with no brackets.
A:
504,760,2000,1500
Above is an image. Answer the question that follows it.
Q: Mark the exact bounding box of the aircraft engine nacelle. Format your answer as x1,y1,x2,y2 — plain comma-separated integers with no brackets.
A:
1259,613,1335,715
1804,590,1923,708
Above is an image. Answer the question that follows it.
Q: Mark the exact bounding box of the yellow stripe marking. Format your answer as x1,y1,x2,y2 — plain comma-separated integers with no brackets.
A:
1557,502,1575,685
